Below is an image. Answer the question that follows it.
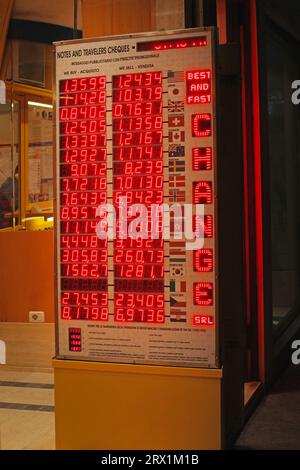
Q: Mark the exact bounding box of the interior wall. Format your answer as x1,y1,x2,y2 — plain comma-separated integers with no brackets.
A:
0,231,54,322
82,0,185,37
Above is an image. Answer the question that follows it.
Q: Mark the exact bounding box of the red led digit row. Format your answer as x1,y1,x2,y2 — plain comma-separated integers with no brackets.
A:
114,264,164,279
60,134,106,149
113,101,162,117
61,149,106,163
60,105,106,121
114,249,164,264
113,72,162,88
137,36,207,52
61,178,106,192
61,249,107,263
113,116,163,132
61,278,107,292
59,90,106,107
115,293,164,308
62,291,108,306
114,279,164,293
113,146,162,161
60,119,106,135
114,160,163,175
62,306,108,321
61,235,107,249
113,87,162,102
115,308,164,323
114,190,163,205
61,220,98,234
61,191,106,206
60,162,106,177
61,264,108,278
115,239,164,249
60,77,106,93
114,175,163,191
113,131,162,146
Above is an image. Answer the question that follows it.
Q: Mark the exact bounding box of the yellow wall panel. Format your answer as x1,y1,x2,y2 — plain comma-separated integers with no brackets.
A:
54,360,222,450
0,231,54,322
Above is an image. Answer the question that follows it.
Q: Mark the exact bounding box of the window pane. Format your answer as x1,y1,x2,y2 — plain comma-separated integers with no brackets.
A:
27,101,53,206
266,28,300,329
0,97,19,229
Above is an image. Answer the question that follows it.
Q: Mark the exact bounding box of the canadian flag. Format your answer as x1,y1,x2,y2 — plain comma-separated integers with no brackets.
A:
169,130,185,143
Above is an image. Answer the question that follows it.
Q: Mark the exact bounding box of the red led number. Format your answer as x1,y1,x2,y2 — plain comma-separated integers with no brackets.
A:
59,75,108,322
137,36,207,52
112,72,164,323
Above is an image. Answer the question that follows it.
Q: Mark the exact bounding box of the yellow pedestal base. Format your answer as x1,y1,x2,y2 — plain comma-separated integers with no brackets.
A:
53,359,222,450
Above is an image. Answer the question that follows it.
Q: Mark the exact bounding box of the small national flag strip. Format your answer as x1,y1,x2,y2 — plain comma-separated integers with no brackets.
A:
170,296,186,308
168,145,185,158
169,130,185,143
169,175,185,188
170,311,186,322
169,218,183,233
168,100,184,113
168,70,184,82
169,159,185,173
169,241,185,256
168,115,184,128
170,265,184,277
170,279,186,293
169,189,185,202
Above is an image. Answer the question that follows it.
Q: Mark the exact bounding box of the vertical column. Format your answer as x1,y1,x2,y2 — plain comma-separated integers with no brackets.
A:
112,72,164,324
58,77,108,322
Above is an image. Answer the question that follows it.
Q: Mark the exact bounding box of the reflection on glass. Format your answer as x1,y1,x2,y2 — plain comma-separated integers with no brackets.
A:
27,101,53,207
266,28,300,329
0,99,19,229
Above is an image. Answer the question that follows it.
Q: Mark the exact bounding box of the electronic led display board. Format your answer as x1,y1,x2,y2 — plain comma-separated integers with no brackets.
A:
54,28,218,368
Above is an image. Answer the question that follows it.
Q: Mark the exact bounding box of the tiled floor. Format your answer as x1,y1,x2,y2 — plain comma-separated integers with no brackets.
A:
0,369,55,450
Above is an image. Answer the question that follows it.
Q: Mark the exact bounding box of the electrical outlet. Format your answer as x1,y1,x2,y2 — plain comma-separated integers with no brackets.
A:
29,311,45,323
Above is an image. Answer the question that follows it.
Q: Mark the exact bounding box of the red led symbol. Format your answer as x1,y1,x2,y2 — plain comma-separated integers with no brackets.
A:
193,181,212,204
193,314,214,327
186,70,211,104
193,214,213,239
194,282,213,306
192,147,212,171
69,327,82,352
193,249,213,272
192,114,211,137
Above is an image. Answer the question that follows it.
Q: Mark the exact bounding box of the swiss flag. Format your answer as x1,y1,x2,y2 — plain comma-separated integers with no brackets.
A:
168,115,184,128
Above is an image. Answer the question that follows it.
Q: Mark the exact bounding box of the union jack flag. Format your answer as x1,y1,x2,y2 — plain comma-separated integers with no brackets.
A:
168,100,184,113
